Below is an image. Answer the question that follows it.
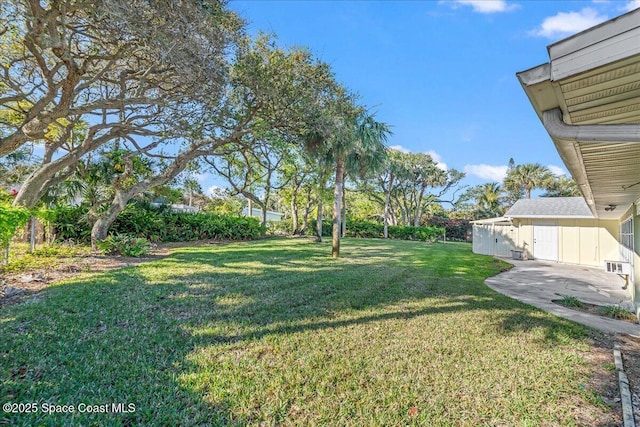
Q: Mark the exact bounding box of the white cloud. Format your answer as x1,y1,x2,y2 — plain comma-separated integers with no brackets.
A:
548,165,567,176
389,145,410,153
447,0,518,14
206,185,223,196
426,150,448,171
530,8,608,39
464,164,508,181
622,0,640,12
193,172,213,183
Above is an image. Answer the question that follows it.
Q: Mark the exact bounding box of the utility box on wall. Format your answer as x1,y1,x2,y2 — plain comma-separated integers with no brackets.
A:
604,260,632,275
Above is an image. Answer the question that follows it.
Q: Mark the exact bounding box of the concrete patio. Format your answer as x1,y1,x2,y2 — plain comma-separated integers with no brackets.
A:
486,259,640,336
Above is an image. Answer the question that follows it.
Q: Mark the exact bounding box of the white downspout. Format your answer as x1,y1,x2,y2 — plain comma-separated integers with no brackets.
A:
542,108,640,143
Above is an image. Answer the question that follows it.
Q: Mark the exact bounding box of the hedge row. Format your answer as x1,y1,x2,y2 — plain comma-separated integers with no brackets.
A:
424,217,471,242
52,203,263,243
306,219,444,242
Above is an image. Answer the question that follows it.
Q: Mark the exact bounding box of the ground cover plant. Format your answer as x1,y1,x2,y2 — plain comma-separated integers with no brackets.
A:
553,295,638,324
1,242,92,273
0,239,616,426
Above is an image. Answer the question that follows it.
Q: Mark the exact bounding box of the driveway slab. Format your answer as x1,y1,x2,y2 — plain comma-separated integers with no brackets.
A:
485,259,640,336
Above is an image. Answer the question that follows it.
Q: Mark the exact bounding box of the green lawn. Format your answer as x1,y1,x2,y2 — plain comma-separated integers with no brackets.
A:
1,238,611,426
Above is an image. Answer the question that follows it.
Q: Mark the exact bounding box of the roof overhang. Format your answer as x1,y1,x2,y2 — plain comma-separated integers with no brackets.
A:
509,214,596,220
516,8,640,220
471,217,513,225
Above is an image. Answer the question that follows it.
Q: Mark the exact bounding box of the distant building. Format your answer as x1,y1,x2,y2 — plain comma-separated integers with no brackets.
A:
242,207,285,222
150,202,199,213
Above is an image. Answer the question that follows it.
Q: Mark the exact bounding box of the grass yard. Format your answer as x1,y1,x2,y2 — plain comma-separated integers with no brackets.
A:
1,238,613,426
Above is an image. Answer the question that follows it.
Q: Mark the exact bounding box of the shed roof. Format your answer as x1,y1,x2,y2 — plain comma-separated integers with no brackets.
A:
504,197,594,219
471,217,513,225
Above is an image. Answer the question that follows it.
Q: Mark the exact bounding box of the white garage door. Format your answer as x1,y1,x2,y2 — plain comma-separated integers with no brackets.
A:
533,222,558,261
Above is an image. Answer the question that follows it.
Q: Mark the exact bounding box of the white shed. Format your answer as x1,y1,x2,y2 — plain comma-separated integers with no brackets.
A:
472,197,619,266
472,217,517,258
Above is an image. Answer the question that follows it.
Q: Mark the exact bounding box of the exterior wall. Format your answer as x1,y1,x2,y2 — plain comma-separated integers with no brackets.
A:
624,203,640,320
472,223,517,257
472,224,493,256
512,218,618,266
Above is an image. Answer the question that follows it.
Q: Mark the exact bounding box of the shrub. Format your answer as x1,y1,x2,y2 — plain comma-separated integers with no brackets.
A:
50,202,264,244
267,218,291,236
96,235,150,257
346,220,382,238
387,225,444,242
425,217,471,242
0,202,31,248
51,205,92,243
309,219,333,237
308,218,444,242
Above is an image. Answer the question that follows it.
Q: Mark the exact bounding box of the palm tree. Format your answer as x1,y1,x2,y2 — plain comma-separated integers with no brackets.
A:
476,182,504,218
305,106,391,257
503,163,553,199
541,175,581,197
331,112,390,257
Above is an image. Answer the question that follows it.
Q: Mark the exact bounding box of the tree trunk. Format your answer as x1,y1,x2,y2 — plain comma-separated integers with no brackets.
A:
291,190,299,235
90,190,132,249
261,204,267,229
29,216,36,253
414,184,427,227
13,162,72,208
332,157,345,258
248,199,253,217
341,185,347,238
384,173,394,239
301,195,314,236
261,183,272,230
315,198,323,242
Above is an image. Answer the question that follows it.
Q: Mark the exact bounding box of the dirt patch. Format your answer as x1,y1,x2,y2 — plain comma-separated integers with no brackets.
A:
580,334,622,426
0,239,231,309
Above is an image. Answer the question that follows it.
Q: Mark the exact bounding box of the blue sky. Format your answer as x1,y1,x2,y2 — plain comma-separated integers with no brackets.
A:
200,0,640,196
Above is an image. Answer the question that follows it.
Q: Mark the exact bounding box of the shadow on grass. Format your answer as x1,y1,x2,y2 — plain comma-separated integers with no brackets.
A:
0,238,609,425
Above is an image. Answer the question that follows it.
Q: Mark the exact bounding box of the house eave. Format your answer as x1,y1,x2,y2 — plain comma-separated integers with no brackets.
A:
509,215,595,220
516,7,640,221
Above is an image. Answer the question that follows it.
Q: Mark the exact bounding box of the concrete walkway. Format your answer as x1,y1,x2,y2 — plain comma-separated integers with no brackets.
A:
485,259,640,336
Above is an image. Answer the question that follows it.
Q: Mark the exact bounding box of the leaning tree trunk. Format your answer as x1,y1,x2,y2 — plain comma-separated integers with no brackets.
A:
332,157,345,258
91,190,133,249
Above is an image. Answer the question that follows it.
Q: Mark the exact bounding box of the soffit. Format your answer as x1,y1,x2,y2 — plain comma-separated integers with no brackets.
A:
554,54,640,219
517,9,640,220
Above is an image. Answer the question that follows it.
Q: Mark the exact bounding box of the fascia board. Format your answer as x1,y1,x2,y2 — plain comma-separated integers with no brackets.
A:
509,215,595,219
548,9,640,61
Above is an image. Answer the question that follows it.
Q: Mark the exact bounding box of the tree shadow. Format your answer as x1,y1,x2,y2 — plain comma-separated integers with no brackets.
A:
0,238,614,425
